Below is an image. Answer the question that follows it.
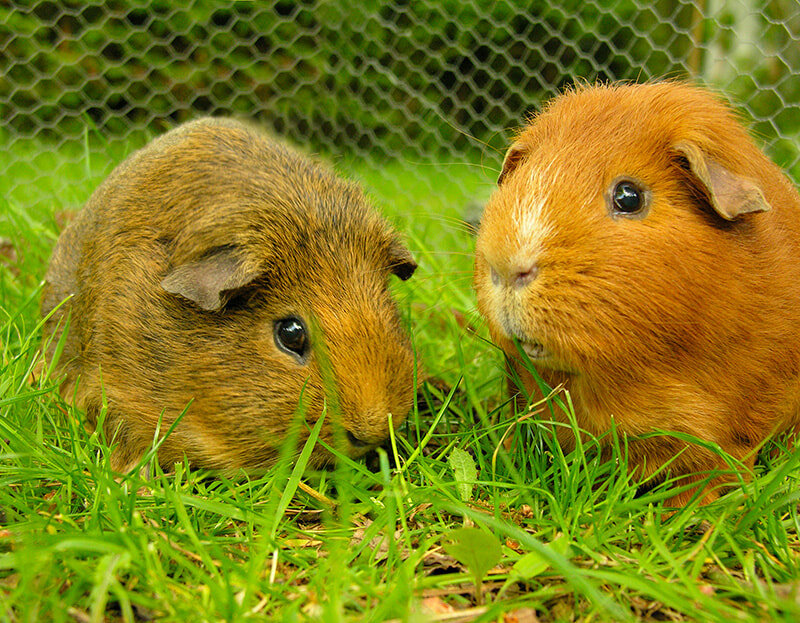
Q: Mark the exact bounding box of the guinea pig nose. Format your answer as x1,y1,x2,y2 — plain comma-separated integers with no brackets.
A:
489,261,539,289
510,262,539,289
346,430,372,448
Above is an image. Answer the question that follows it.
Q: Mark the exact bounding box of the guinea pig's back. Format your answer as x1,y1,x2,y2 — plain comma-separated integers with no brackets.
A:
41,202,102,375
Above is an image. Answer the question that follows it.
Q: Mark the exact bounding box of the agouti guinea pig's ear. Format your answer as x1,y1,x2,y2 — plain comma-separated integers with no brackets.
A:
387,242,417,281
497,142,528,186
673,140,771,220
161,246,260,311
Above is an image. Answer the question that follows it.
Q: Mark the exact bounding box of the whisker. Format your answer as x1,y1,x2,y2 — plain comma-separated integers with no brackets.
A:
406,275,475,287
396,159,501,174
422,111,509,158
419,251,476,259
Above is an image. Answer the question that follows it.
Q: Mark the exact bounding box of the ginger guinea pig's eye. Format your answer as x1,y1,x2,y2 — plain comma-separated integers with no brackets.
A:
609,178,650,218
274,317,309,361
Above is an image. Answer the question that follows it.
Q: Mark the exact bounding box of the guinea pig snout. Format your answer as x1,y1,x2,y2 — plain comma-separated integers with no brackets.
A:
345,428,393,450
489,260,540,290
484,256,542,336
478,253,548,356
343,408,400,451
346,430,373,448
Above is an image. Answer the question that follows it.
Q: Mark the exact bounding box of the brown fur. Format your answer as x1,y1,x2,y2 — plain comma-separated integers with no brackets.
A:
42,117,418,472
474,82,800,506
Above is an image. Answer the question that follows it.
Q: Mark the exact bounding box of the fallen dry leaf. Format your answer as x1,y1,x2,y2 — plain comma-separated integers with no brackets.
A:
67,607,90,623
408,503,432,523
421,595,456,615
503,607,539,623
421,549,463,575
698,584,715,596
402,603,488,623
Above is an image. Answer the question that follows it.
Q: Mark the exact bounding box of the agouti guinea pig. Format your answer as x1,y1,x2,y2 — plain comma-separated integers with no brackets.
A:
474,81,800,506
41,117,418,473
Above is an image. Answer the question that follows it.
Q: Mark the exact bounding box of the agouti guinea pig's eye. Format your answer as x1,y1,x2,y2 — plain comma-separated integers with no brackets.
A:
274,317,308,360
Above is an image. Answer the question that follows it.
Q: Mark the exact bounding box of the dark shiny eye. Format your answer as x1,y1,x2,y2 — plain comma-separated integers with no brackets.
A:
274,317,308,359
612,180,645,214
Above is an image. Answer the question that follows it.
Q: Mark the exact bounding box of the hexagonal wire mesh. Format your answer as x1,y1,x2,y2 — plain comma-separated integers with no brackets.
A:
2,1,800,231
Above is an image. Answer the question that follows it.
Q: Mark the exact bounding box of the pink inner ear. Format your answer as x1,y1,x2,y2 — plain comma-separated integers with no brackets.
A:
673,140,771,221
703,159,771,220
498,144,527,185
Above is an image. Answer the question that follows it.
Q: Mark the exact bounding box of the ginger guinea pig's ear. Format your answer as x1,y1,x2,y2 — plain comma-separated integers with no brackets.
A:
387,241,417,281
497,142,528,186
673,140,771,220
161,246,260,311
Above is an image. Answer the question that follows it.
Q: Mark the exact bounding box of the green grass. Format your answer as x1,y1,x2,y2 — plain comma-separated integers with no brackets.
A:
2,135,800,623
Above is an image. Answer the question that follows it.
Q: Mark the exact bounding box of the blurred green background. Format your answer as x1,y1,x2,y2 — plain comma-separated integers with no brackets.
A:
3,1,800,184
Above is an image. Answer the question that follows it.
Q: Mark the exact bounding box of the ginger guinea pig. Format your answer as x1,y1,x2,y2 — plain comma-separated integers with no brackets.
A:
42,117,418,473
474,82,800,506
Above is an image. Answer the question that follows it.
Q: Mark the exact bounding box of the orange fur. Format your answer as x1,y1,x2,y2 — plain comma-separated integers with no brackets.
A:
474,82,800,506
42,117,418,472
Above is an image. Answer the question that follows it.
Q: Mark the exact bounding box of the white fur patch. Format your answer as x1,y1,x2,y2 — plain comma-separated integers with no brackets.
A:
509,184,551,268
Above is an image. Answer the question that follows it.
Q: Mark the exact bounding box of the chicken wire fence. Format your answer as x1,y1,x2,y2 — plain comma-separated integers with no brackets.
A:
3,0,800,212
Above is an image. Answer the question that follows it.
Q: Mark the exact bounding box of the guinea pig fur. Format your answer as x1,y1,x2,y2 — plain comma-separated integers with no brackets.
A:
474,81,800,506
42,117,418,473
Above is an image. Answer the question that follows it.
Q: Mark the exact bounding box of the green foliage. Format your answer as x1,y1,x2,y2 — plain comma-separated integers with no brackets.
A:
448,447,476,502
510,534,570,581
442,527,503,604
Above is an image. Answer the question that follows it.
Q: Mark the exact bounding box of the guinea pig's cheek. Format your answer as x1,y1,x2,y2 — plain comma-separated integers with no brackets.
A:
476,270,508,337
